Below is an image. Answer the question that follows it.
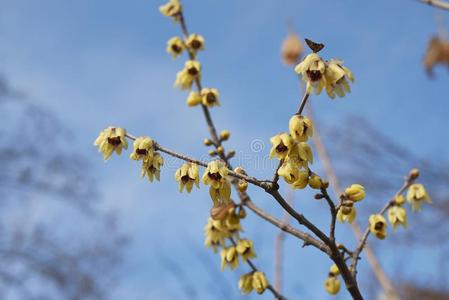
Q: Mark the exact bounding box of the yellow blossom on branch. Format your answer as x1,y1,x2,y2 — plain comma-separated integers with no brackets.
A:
175,163,199,193
209,180,231,206
368,214,387,239
337,206,356,224
295,53,326,95
186,91,202,107
324,59,354,99
407,183,431,212
289,114,313,142
94,127,128,160
202,160,228,189
130,136,154,161
159,0,182,21
252,271,269,294
185,33,205,53
201,88,220,107
236,239,256,261
204,218,226,252
324,276,341,295
343,184,366,202
269,133,294,160
175,60,201,90
166,36,185,58
387,206,407,230
220,246,239,271
238,273,254,294
141,153,164,182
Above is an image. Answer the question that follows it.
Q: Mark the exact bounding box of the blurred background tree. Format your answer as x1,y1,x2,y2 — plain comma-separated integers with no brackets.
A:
0,75,127,299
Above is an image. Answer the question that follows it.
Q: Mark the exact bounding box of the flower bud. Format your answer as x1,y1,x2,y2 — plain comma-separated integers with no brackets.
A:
217,146,224,154
394,194,405,205
308,174,322,189
208,149,217,156
329,264,340,276
220,130,230,141
204,138,213,146
238,180,248,192
343,184,365,202
314,193,324,200
324,276,340,295
409,168,420,180
227,150,236,159
238,207,247,219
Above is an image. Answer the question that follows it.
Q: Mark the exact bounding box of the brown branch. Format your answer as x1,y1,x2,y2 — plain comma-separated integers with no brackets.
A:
418,0,449,11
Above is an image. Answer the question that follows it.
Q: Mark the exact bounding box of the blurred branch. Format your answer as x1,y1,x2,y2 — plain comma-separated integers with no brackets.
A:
274,190,294,292
306,104,402,300
418,0,449,11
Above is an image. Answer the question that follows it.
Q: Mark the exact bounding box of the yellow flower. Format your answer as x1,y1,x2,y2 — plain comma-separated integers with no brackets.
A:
344,184,365,202
204,218,226,252
220,246,239,271
288,142,314,168
324,276,340,295
292,170,310,189
387,206,407,230
295,53,326,95
277,159,300,184
269,133,294,160
166,36,185,58
329,264,340,276
289,115,313,142
94,127,128,160
130,136,154,161
224,207,242,236
185,34,205,52
407,183,431,212
236,239,256,261
252,272,269,294
175,163,199,193
337,206,356,224
201,88,220,107
186,91,202,107
238,273,254,294
209,180,231,206
369,214,387,239
324,59,354,99
394,194,405,205
174,60,201,90
141,153,164,182
159,0,181,21
202,160,228,189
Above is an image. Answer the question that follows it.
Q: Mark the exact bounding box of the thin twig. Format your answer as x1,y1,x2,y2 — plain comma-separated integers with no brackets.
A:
351,178,414,273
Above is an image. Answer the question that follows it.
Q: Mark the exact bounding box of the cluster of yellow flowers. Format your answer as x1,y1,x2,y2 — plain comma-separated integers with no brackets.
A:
337,184,366,224
324,264,341,295
295,53,354,99
368,170,430,241
94,129,165,182
161,1,221,108
269,115,318,189
204,205,269,295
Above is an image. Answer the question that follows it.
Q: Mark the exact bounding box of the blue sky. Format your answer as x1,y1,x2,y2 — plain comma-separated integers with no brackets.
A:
1,0,448,299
